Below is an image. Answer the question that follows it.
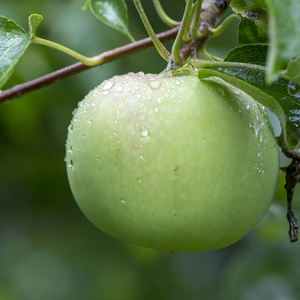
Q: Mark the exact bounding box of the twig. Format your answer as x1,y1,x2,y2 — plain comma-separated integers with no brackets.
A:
0,0,231,103
281,159,300,242
0,27,179,103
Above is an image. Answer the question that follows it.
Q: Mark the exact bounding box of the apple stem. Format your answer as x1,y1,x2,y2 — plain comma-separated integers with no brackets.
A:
133,0,171,62
152,0,179,28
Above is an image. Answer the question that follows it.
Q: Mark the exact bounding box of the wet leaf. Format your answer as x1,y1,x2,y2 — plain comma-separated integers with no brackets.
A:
266,0,300,82
88,0,134,42
0,14,42,88
199,45,300,150
286,57,300,85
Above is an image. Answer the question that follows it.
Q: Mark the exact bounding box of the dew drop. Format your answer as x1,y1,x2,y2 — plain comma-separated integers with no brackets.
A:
102,80,114,91
87,117,94,125
148,80,161,90
288,82,300,98
216,87,225,96
68,124,73,133
156,98,162,104
103,90,110,96
117,86,124,92
139,153,144,159
136,176,142,183
140,127,149,137
120,196,127,204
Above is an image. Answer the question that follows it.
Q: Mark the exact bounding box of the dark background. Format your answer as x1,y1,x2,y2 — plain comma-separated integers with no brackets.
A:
1,0,300,299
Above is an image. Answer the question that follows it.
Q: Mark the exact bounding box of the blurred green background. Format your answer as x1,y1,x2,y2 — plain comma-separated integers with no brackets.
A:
1,0,300,299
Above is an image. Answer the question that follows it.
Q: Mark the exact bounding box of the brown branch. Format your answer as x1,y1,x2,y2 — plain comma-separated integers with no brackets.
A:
0,27,179,103
0,0,231,103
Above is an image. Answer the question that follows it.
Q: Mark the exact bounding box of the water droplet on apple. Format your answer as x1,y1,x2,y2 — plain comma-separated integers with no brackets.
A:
216,87,225,96
120,196,127,204
117,86,124,92
68,124,73,133
137,72,145,77
65,157,74,171
103,90,110,96
156,98,162,104
148,80,161,90
87,117,94,125
102,80,114,90
140,127,149,137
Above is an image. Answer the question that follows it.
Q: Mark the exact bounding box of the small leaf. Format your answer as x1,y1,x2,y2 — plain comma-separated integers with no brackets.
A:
249,0,268,9
224,44,268,65
0,16,30,88
231,0,268,45
28,14,43,39
238,18,267,45
267,0,300,82
286,57,300,85
88,0,134,42
0,14,43,88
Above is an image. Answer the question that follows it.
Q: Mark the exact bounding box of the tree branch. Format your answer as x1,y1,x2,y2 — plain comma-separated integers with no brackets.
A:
0,27,179,103
0,0,231,103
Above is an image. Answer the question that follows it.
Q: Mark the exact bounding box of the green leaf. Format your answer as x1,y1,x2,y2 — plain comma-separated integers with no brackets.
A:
88,0,134,42
223,45,300,149
267,0,300,82
0,16,29,88
28,14,43,39
238,18,267,44
224,44,268,65
0,14,42,88
249,0,268,9
231,0,268,45
286,57,300,85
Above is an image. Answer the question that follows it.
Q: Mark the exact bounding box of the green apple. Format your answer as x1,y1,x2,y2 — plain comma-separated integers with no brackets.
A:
65,72,279,252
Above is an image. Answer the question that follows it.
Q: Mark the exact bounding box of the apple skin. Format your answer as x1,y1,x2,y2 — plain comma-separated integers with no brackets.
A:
65,72,279,252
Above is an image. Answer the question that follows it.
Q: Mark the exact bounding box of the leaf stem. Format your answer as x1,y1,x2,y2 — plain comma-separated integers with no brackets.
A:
31,37,99,66
133,0,170,61
192,59,294,81
152,0,179,27
190,0,203,39
210,14,240,37
171,0,194,65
